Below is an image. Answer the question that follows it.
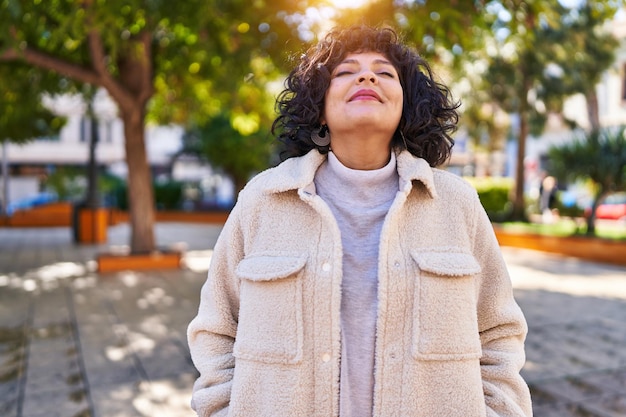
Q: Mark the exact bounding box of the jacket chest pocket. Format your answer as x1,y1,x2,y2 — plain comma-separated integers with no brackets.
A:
234,254,306,365
410,250,483,361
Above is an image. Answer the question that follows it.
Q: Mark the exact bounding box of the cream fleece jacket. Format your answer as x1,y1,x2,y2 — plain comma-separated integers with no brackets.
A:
187,149,533,417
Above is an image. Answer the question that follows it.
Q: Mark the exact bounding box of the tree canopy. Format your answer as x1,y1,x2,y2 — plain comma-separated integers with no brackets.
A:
0,63,65,143
464,0,620,220
0,0,303,253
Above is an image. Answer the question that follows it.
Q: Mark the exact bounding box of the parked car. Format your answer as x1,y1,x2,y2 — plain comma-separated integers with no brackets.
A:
585,192,626,221
5,192,57,216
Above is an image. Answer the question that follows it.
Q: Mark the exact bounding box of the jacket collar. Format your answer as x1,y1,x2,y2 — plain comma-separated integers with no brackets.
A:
259,149,438,199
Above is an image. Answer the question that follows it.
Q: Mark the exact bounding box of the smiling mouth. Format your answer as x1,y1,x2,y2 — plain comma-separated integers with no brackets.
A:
349,90,381,102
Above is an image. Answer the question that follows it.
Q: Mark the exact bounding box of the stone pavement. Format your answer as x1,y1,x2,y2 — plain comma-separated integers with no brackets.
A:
506,248,626,417
0,223,625,417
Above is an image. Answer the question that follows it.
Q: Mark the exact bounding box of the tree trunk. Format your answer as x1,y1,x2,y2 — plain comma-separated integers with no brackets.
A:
122,107,156,253
509,10,539,223
1,141,8,216
511,112,528,222
510,60,534,223
587,188,608,236
112,31,156,254
586,90,600,131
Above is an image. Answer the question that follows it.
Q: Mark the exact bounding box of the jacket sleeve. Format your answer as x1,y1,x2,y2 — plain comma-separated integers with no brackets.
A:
471,199,533,417
187,202,245,417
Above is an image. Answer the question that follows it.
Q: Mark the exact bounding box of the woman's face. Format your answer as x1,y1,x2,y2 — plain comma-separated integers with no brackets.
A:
322,51,403,143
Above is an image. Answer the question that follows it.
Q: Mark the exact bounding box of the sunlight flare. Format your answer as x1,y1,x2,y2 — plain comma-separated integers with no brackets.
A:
326,0,371,9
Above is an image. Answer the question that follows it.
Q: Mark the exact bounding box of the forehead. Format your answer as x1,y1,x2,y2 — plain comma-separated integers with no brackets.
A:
338,51,392,64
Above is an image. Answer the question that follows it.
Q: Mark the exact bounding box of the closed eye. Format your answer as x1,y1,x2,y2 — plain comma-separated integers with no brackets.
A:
378,71,395,77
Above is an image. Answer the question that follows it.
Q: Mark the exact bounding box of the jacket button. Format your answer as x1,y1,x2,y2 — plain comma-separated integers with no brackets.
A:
394,261,400,268
322,353,331,362
322,263,331,272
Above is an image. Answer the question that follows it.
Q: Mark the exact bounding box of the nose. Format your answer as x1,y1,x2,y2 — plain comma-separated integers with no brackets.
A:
357,70,377,84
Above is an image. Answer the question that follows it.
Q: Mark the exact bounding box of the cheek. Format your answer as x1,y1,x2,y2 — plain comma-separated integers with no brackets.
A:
394,83,404,102
393,88,404,112
395,89,404,105
323,86,343,115
391,93,404,125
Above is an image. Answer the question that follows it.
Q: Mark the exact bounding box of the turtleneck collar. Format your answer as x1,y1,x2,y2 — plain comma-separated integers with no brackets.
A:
315,151,399,208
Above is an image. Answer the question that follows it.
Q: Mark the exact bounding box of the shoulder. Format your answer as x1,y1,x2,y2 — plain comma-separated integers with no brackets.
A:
239,150,326,201
431,168,480,203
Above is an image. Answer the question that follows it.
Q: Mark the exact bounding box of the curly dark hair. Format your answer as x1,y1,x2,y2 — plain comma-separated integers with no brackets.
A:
272,25,460,167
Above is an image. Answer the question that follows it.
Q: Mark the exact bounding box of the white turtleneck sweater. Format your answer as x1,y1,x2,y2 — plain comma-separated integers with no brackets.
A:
314,151,399,417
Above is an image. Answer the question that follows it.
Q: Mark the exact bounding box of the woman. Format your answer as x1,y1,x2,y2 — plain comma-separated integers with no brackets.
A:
188,25,532,417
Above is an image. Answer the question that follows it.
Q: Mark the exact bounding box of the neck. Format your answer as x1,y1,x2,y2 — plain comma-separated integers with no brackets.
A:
330,132,393,170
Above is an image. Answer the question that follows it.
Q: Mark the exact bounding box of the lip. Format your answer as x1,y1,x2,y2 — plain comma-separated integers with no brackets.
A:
349,89,381,102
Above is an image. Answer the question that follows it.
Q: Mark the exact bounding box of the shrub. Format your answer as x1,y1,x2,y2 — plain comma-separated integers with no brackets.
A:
464,177,514,221
43,166,86,201
109,180,184,211
154,180,184,210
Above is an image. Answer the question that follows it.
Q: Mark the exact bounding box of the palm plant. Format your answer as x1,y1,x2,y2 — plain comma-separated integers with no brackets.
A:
548,126,626,235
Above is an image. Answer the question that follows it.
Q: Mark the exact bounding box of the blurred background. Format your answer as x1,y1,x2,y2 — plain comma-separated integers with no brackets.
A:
1,0,625,252
1,2,626,417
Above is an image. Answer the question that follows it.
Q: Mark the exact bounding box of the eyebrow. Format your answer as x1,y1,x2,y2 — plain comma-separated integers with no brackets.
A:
339,58,394,66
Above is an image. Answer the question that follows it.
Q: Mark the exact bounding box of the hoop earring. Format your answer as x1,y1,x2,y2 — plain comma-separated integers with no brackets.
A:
311,124,331,147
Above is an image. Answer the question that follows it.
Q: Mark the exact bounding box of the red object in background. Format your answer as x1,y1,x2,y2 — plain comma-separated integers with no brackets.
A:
585,193,626,221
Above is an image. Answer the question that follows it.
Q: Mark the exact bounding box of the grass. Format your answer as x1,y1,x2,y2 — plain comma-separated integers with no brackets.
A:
497,217,626,241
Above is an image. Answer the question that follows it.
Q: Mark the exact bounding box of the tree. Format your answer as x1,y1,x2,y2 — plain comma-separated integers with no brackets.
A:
549,127,626,235
475,0,619,221
329,0,489,69
182,112,275,195
538,2,618,131
0,64,65,144
0,0,300,253
1,63,65,215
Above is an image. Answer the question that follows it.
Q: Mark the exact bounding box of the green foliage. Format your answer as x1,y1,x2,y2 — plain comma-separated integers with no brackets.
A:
0,64,66,143
154,180,184,210
460,0,620,221
333,0,488,66
43,168,127,205
0,0,293,126
549,126,626,235
464,177,514,221
524,188,585,218
0,0,307,252
98,172,126,195
549,127,626,192
110,179,185,211
500,220,626,240
42,167,86,201
110,182,129,211
2,0,622,244
184,112,275,193
476,1,618,131
541,3,618,92
554,194,585,218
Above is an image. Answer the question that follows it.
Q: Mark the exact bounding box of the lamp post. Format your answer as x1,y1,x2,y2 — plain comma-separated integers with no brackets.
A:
85,101,99,210
1,140,8,216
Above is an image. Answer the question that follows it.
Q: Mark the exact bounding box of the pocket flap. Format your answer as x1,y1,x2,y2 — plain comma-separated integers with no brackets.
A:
411,250,481,276
236,254,307,282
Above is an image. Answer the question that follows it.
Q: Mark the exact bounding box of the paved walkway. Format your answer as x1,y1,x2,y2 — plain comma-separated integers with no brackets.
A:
0,223,625,417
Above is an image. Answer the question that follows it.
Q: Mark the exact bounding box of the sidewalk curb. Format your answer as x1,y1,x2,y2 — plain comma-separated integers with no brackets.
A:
494,227,626,267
